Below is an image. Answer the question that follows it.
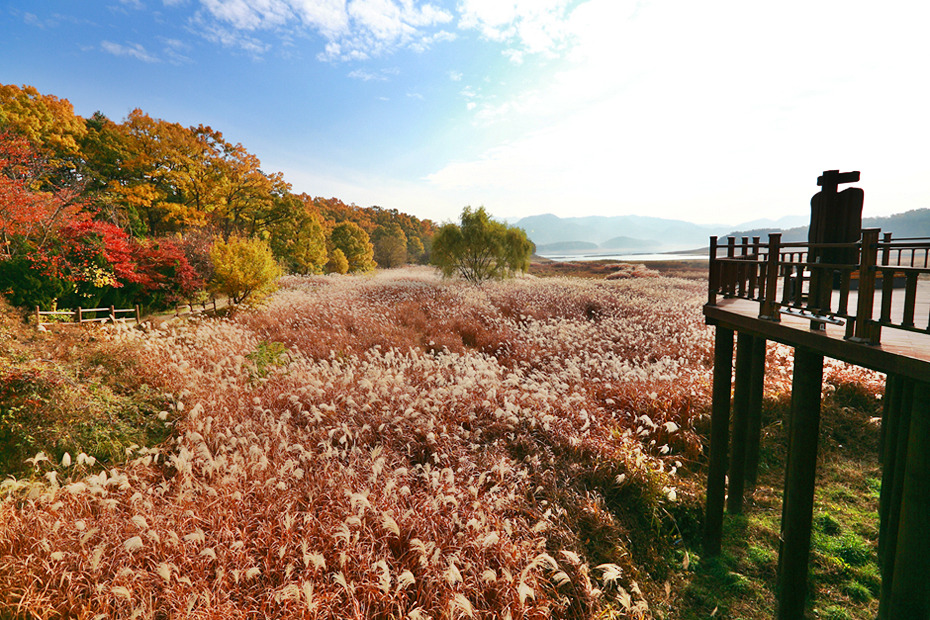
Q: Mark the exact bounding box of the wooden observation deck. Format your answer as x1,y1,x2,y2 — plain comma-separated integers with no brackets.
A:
702,171,930,619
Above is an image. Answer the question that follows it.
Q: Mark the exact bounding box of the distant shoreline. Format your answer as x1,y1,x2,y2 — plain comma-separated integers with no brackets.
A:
538,251,708,263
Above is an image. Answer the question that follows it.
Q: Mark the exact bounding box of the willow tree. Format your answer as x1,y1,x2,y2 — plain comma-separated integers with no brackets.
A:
431,206,534,284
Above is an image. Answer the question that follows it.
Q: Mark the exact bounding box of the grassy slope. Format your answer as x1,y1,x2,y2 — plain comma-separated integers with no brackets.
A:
0,270,884,619
675,386,882,620
0,299,173,478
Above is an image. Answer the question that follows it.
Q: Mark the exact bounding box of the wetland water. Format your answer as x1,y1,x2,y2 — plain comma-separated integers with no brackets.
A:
539,252,708,262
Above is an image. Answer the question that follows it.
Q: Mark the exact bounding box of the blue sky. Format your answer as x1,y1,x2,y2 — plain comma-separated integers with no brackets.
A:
3,0,930,225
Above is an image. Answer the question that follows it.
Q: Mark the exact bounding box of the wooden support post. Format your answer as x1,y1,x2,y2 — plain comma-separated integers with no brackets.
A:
882,381,930,618
728,332,753,514
760,233,781,320
878,375,910,620
109,305,116,323
704,327,734,557
135,305,141,324
76,306,83,323
35,306,41,326
744,336,767,491
776,347,823,620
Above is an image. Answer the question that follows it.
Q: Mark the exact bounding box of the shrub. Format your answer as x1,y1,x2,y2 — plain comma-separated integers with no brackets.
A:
0,256,67,310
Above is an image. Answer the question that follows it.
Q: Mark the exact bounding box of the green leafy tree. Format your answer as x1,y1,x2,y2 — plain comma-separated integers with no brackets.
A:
372,222,408,268
209,236,282,306
431,206,534,284
406,235,426,264
329,221,375,273
268,196,327,274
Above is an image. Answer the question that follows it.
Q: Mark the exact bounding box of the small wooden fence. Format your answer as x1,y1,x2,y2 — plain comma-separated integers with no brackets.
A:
708,230,930,345
35,305,141,328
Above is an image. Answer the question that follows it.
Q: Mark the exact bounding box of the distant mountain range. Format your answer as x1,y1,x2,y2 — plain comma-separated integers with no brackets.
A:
519,209,930,255
516,213,808,255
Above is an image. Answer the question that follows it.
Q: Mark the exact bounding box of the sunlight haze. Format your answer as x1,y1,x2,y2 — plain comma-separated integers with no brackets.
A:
3,0,929,225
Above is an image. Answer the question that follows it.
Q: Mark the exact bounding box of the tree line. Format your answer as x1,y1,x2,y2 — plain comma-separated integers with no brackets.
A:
0,83,437,309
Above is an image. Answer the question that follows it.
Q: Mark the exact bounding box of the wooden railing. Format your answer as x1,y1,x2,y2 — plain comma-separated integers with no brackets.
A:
707,230,930,346
35,305,140,328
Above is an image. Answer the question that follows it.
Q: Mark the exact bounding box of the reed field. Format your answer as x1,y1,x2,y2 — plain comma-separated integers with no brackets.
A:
0,267,884,619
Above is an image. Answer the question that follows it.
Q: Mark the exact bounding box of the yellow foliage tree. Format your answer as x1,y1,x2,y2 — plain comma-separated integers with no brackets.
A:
329,221,375,273
326,248,349,274
0,84,87,159
209,236,282,306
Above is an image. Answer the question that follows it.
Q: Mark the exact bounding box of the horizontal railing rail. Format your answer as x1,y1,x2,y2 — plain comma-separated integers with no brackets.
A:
35,305,141,328
708,230,930,346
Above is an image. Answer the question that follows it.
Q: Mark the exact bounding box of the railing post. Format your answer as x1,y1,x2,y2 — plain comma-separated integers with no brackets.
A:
135,305,141,324
760,233,781,321
708,236,719,306
109,305,116,323
902,273,918,328
725,237,736,296
737,237,749,297
851,228,880,343
878,232,895,327
749,236,761,298
35,306,41,327
76,306,82,324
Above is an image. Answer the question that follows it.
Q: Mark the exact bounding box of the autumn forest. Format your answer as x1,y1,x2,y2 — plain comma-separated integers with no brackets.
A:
0,83,436,311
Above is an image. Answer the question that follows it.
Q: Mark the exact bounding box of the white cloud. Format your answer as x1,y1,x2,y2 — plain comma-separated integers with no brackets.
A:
408,29,456,53
448,70,462,81
348,68,386,80
291,0,351,36
160,37,194,64
193,0,453,60
195,19,271,54
101,40,160,62
457,0,575,59
200,0,291,30
348,66,399,80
